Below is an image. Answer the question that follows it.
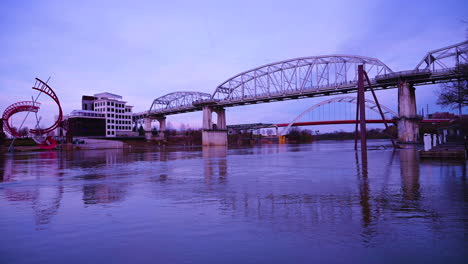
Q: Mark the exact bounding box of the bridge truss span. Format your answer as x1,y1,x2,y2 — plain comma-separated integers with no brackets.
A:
376,41,468,85
415,40,468,71
212,55,393,103
149,91,212,115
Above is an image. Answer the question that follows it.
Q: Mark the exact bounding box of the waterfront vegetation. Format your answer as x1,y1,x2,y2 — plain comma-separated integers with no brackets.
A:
3,120,466,148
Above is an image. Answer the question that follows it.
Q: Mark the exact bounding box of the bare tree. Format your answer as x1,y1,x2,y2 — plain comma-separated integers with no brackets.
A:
437,64,468,115
18,127,29,137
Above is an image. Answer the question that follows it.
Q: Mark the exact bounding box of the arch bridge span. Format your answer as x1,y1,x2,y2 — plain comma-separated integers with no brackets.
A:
149,91,211,115
212,55,392,103
277,96,397,136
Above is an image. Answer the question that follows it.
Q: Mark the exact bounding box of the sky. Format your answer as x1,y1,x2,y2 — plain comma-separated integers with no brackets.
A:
1,0,467,132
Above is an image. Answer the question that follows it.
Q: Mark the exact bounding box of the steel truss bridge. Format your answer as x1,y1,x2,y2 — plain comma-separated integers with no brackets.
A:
143,41,467,118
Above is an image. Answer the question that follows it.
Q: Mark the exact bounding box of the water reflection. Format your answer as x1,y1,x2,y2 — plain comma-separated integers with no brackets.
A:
82,182,128,204
355,149,371,227
0,142,467,263
203,146,227,184
400,148,420,201
0,152,64,226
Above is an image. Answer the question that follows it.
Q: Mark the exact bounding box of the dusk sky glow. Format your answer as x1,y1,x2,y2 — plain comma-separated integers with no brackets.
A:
1,0,467,131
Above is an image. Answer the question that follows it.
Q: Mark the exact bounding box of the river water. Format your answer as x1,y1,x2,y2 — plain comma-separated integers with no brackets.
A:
0,140,467,264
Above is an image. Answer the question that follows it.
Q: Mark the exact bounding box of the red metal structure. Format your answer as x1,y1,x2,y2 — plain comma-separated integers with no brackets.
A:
276,120,395,127
36,136,58,150
29,78,63,135
275,119,449,127
2,101,41,138
2,78,62,150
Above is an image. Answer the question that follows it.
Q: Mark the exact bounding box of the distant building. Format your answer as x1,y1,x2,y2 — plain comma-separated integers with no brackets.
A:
428,112,458,119
84,93,134,137
64,92,135,138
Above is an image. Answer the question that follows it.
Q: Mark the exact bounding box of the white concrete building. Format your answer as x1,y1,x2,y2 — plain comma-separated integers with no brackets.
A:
83,92,134,137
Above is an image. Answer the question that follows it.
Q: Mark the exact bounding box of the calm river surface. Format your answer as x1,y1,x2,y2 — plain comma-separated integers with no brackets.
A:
0,140,467,264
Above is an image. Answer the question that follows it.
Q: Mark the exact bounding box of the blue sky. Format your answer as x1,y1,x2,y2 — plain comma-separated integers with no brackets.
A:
1,0,467,131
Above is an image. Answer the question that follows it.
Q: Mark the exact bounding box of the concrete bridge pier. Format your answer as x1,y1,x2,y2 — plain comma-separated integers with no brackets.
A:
202,106,227,146
144,116,166,141
144,117,154,141
397,81,420,145
156,116,166,139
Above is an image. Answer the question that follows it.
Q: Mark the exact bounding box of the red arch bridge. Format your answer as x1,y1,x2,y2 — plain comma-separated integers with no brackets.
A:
225,96,451,135
135,41,467,146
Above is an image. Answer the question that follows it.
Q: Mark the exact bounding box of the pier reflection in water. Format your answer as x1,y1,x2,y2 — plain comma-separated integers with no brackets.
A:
0,140,467,264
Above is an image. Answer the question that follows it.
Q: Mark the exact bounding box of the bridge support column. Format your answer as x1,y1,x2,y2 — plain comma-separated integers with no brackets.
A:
156,116,166,139
202,106,227,146
144,118,154,141
397,81,420,145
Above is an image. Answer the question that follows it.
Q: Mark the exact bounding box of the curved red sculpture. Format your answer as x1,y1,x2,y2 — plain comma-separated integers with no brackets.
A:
29,78,63,135
37,136,58,150
2,101,41,138
2,78,63,150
